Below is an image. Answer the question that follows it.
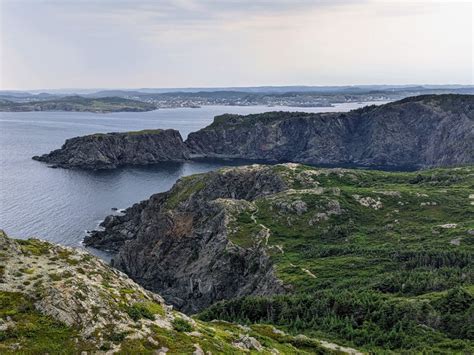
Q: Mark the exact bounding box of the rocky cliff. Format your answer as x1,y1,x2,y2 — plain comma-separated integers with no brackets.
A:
33,95,474,170
0,230,344,354
84,165,288,313
33,129,189,169
186,94,474,168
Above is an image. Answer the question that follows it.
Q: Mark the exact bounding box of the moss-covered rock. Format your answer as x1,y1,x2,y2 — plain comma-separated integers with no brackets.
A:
0,231,345,354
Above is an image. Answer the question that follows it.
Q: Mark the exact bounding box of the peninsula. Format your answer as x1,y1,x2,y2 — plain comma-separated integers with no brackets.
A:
33,129,189,169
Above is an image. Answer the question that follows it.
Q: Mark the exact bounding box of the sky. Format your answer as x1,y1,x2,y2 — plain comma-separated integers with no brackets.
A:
0,0,472,90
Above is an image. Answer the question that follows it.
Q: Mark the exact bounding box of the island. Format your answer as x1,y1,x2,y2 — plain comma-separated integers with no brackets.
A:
0,95,157,113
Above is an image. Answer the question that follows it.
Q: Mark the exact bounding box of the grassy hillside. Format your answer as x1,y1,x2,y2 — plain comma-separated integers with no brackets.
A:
198,164,474,353
0,231,353,354
0,96,157,113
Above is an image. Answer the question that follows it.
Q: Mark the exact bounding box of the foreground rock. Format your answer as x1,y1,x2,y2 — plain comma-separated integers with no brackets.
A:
0,230,343,354
187,94,474,168
33,129,189,169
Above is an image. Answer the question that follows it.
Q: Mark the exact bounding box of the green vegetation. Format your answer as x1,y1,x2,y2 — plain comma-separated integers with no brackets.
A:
17,238,50,256
165,174,207,209
0,291,93,353
0,229,340,353
0,96,157,113
0,290,336,354
171,317,193,332
206,111,314,130
124,129,164,135
200,165,474,353
89,129,164,138
126,301,165,321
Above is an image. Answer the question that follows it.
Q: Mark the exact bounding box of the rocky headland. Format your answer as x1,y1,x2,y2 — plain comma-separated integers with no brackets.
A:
186,94,474,168
83,163,474,353
33,129,189,169
33,94,474,170
84,165,289,313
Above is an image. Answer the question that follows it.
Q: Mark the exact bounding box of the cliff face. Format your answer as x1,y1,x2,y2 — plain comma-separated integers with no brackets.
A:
33,129,189,169
186,94,474,168
33,95,474,170
84,165,289,313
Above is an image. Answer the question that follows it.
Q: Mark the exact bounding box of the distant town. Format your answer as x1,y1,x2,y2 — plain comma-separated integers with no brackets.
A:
1,85,472,110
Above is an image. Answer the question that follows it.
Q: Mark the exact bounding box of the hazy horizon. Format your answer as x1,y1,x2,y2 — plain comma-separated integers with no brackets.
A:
2,83,473,94
1,0,473,90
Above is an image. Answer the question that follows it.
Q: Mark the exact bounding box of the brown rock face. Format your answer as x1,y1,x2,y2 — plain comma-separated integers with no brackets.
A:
33,129,189,169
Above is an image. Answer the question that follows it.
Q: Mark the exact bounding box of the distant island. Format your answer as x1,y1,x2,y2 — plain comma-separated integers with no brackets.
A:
33,94,474,170
0,96,157,113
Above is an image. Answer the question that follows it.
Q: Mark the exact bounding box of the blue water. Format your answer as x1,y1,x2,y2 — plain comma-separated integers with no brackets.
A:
0,102,387,251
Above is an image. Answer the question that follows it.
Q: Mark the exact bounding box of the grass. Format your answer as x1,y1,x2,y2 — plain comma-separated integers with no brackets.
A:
171,317,193,332
0,291,94,353
165,174,207,209
0,230,339,354
124,129,163,135
17,239,50,256
126,301,165,321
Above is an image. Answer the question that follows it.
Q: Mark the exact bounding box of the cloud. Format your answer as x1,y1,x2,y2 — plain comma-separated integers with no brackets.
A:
0,0,472,89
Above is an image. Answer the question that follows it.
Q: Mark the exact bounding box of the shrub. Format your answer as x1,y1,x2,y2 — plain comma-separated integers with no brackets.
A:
126,302,164,321
172,318,192,332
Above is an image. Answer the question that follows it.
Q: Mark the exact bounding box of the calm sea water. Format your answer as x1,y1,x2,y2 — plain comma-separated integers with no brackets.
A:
0,102,387,252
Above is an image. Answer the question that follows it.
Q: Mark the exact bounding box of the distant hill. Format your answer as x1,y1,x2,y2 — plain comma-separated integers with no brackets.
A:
0,96,157,113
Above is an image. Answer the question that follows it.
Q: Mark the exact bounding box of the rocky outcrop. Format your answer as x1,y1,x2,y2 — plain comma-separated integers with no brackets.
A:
186,94,474,168
33,129,189,169
0,230,177,351
0,230,339,353
84,165,289,313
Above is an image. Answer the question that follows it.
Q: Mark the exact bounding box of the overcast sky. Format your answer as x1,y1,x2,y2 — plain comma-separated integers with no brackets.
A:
0,0,472,90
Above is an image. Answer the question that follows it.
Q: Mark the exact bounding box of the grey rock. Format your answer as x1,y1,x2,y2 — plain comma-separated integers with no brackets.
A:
33,129,189,169
84,165,288,313
186,95,474,168
233,335,263,351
